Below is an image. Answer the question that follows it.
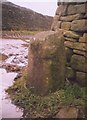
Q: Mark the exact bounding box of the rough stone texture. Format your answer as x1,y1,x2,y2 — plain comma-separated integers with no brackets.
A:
28,2,87,93
66,67,76,81
76,72,87,86
67,3,86,15
60,13,84,22
64,41,87,52
51,15,60,31
71,55,87,73
71,19,87,32
65,47,73,62
64,31,80,39
73,50,87,57
28,31,66,95
56,4,67,16
51,21,62,31
65,37,78,42
51,2,87,86
61,22,71,30
56,107,79,119
79,33,87,43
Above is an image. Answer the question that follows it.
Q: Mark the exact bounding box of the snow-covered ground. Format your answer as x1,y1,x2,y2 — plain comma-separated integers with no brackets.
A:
0,39,29,66
0,38,30,118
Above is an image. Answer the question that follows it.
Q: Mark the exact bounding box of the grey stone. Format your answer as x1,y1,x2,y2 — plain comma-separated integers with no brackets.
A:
61,22,71,30
66,67,76,81
65,37,78,42
67,3,87,15
76,72,87,86
56,4,67,16
79,33,87,43
64,41,87,52
71,55,87,73
71,19,87,32
64,30,80,39
65,47,73,62
56,107,79,119
28,31,66,95
51,15,60,31
60,13,84,22
73,50,87,57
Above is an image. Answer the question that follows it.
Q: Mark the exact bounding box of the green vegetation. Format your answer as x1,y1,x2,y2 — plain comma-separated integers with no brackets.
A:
2,30,41,38
6,70,86,118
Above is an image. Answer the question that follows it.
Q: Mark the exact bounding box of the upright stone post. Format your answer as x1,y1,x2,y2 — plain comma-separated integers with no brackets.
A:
28,31,66,95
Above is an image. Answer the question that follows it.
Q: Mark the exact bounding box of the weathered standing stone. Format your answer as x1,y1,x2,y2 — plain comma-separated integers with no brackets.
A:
71,55,87,73
61,22,71,30
71,19,87,32
76,72,87,86
79,33,87,43
28,31,66,95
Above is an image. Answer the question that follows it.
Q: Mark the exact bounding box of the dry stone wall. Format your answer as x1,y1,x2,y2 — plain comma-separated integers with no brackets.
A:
51,2,87,86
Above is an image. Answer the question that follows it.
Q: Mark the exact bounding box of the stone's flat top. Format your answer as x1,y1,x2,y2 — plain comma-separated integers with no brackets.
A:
33,31,55,40
31,30,64,42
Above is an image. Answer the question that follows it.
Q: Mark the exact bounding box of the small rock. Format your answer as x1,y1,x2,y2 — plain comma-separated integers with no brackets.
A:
56,107,79,119
25,55,28,59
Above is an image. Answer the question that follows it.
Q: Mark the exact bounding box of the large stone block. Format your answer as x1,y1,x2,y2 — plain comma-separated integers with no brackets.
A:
64,30,80,39
64,41,87,52
71,55,87,73
61,22,71,30
73,50,87,57
79,33,87,43
65,37,78,42
28,31,66,95
60,13,84,22
56,4,67,16
67,3,87,15
76,72,87,86
71,19,87,32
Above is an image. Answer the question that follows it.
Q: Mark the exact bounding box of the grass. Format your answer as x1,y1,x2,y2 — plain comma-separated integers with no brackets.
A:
2,30,41,35
6,70,86,118
2,30,42,40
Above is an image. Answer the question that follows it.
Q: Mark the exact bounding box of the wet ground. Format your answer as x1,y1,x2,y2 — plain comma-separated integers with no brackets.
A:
0,38,30,119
